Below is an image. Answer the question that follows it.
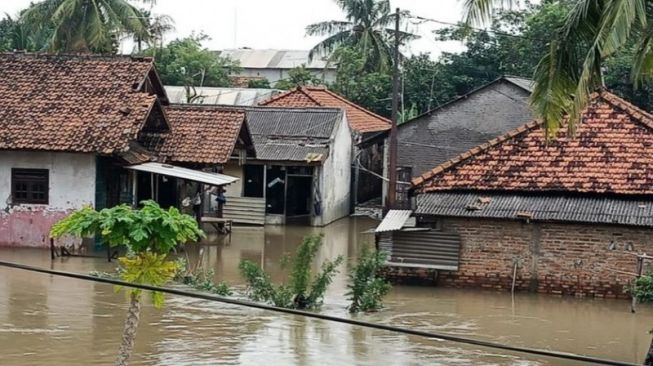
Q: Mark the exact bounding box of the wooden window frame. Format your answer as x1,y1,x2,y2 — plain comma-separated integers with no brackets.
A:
11,168,49,204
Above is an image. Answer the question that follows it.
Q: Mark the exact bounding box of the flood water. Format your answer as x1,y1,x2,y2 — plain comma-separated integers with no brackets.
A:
0,217,652,365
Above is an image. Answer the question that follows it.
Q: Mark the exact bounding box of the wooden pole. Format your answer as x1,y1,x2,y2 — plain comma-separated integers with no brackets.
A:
386,7,400,212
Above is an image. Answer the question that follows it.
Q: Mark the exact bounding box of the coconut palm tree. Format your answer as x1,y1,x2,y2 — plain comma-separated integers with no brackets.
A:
306,0,416,72
464,0,653,135
133,10,175,53
21,0,153,53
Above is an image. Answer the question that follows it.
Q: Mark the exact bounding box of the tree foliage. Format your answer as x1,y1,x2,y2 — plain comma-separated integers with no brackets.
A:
329,47,392,117
239,235,343,309
306,0,416,72
346,246,391,313
20,0,153,53
275,64,322,89
143,33,239,102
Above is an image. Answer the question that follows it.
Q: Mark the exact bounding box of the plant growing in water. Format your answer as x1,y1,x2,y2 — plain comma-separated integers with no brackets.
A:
239,234,343,309
346,246,391,313
50,201,204,366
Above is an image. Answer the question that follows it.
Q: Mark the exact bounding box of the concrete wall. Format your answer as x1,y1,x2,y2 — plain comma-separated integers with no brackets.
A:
316,113,352,226
222,160,244,197
238,68,336,86
428,217,650,298
0,151,96,247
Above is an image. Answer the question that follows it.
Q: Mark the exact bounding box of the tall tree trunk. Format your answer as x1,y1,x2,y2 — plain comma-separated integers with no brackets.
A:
645,337,653,365
115,293,141,366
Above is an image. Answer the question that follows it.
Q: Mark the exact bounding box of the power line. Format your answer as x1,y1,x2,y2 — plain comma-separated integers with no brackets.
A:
0,260,638,366
409,15,537,41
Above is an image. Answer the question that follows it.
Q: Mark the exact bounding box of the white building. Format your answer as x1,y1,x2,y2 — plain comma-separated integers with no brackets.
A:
218,49,337,86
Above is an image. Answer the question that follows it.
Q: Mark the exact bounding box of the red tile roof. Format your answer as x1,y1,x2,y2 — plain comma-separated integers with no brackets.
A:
259,86,391,133
413,91,653,196
160,105,248,164
0,53,161,154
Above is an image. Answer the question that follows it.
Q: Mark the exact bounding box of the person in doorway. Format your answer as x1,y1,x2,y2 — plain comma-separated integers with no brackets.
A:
191,188,202,223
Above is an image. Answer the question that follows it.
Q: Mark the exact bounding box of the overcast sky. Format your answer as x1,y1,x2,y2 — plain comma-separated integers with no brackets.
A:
1,0,466,57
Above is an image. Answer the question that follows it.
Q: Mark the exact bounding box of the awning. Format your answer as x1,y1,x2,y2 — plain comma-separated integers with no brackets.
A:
126,162,239,186
375,210,413,233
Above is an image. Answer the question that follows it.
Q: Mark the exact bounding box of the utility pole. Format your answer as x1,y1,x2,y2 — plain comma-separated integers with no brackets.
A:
386,7,400,211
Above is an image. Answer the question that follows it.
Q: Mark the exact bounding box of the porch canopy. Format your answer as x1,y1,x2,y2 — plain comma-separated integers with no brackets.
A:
126,162,239,186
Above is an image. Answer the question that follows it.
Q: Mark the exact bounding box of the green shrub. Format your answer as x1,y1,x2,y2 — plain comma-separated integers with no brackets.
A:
629,272,653,302
239,234,343,309
347,246,391,313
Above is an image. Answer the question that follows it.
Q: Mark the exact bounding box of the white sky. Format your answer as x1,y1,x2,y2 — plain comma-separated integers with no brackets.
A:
1,0,466,57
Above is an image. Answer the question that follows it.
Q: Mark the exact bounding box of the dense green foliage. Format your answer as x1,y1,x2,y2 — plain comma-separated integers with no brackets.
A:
19,0,152,53
239,235,343,309
247,78,272,89
275,64,322,89
143,33,239,102
50,200,204,303
180,268,232,296
329,47,392,117
629,272,653,303
346,247,391,313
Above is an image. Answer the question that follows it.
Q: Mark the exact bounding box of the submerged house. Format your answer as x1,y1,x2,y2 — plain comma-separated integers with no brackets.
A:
260,86,390,205
219,106,351,226
384,91,653,298
0,53,242,247
379,76,534,207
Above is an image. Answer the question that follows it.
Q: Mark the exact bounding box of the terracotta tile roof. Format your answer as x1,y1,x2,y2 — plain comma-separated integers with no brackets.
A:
160,105,247,164
413,91,653,196
0,53,161,154
259,86,391,133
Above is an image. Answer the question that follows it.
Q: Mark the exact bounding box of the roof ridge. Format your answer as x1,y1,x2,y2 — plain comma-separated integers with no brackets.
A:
0,52,153,63
306,87,391,123
599,90,653,129
412,119,542,188
166,104,246,113
258,86,322,106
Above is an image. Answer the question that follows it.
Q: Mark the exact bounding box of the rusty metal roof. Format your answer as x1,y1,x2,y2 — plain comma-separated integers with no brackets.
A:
416,192,653,227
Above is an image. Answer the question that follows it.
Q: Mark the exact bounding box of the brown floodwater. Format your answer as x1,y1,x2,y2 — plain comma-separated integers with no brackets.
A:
0,217,651,365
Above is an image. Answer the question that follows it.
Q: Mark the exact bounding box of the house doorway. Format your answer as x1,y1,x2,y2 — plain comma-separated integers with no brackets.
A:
243,165,264,198
285,176,312,223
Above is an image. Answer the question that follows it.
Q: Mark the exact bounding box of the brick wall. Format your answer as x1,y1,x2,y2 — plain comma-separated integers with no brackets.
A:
430,218,649,298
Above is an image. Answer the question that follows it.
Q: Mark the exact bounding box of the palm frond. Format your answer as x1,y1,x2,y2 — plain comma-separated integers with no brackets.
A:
308,30,354,62
463,0,513,26
305,20,353,37
632,21,653,86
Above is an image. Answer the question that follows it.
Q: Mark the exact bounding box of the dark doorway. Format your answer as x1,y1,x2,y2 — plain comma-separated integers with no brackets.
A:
243,165,264,198
265,166,286,214
157,176,178,208
136,172,153,205
286,176,312,218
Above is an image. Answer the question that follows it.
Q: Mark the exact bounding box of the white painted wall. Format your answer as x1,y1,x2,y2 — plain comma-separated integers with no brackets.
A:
0,151,96,247
316,113,352,226
222,160,244,197
239,68,337,86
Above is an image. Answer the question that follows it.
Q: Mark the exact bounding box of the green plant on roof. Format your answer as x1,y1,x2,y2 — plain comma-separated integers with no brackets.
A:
50,200,204,366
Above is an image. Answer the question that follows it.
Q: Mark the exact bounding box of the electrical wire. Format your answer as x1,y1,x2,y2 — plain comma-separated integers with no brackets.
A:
0,260,638,366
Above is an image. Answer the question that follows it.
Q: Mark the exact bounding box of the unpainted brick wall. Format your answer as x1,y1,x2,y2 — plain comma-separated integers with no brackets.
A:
434,218,650,298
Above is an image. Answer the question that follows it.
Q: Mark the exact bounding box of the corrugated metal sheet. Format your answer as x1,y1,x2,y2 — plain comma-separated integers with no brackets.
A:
375,210,413,233
223,196,266,225
164,86,281,106
126,163,239,186
383,230,461,271
244,107,342,162
505,76,534,92
416,192,653,227
219,49,334,70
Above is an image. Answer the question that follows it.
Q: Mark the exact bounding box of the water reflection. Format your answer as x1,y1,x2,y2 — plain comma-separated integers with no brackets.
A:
0,217,651,365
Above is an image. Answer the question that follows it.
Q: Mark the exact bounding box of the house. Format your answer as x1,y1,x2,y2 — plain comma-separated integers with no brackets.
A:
0,53,242,247
218,106,352,226
378,76,534,207
217,49,337,86
382,91,653,298
260,86,390,205
164,85,282,106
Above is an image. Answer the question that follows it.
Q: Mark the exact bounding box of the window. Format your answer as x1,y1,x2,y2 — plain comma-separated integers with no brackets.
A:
11,168,49,204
